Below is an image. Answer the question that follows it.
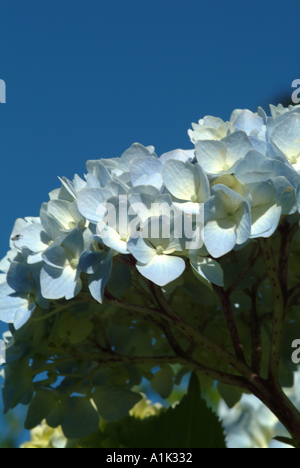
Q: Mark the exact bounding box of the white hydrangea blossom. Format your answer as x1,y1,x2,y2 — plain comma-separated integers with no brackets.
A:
0,103,299,330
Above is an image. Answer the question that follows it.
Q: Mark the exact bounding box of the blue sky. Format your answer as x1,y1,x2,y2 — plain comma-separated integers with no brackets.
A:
1,0,300,446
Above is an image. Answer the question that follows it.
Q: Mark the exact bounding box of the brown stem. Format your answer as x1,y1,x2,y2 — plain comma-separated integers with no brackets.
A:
213,285,246,364
260,237,285,387
278,222,298,301
248,285,262,375
226,242,260,296
158,320,248,390
104,269,300,445
104,288,254,379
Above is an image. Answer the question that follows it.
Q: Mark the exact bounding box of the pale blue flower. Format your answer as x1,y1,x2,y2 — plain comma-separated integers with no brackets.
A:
43,199,86,232
118,143,157,173
130,156,163,190
244,181,282,238
188,116,233,144
0,248,24,274
195,131,253,177
85,159,113,187
58,174,88,199
203,184,251,258
234,150,276,184
233,150,298,215
159,148,195,164
128,190,177,223
78,226,115,303
77,187,116,224
127,215,185,286
11,199,85,265
40,228,84,300
11,221,56,265
271,112,300,172
0,262,49,330
162,159,210,214
97,195,136,254
229,109,267,154
2,103,300,329
270,176,297,215
269,103,300,123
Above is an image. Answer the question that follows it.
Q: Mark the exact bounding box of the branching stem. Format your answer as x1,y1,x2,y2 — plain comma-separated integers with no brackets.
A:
260,237,285,387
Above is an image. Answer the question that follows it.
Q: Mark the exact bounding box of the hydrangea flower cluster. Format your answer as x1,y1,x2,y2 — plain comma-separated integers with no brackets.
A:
1,103,300,330
2,102,300,445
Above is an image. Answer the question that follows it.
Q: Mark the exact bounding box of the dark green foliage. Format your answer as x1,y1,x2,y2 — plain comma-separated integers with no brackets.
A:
75,372,226,448
122,373,226,448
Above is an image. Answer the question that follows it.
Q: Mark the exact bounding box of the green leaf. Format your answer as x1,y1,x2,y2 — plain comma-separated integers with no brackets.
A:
174,366,190,386
92,386,142,422
46,399,68,428
24,389,57,430
57,312,93,344
190,267,214,292
222,262,256,291
182,282,215,306
10,376,34,409
125,372,227,448
9,358,30,389
61,397,100,439
190,255,224,287
107,262,131,297
151,365,174,399
69,317,93,344
217,382,243,408
2,364,34,413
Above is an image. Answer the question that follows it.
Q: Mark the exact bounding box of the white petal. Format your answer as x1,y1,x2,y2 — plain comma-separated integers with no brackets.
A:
136,254,185,286
130,157,163,190
0,282,32,326
195,140,227,174
204,219,237,258
221,130,253,167
98,225,129,254
40,264,81,300
77,188,113,224
250,204,282,238
163,160,199,200
127,235,156,263
159,149,194,164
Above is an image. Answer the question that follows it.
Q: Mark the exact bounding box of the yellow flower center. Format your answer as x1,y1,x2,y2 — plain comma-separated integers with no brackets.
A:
290,154,299,165
156,245,164,255
70,258,78,269
213,174,236,188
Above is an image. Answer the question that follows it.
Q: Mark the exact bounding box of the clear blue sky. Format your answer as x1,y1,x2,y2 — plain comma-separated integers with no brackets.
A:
1,0,300,446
